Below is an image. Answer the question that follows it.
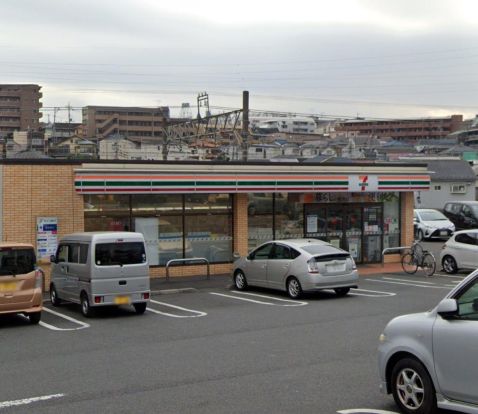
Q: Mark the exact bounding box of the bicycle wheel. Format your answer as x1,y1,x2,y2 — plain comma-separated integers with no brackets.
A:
422,253,436,277
401,252,418,274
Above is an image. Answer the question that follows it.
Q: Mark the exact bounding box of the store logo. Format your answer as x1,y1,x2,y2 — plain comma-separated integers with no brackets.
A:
359,175,369,191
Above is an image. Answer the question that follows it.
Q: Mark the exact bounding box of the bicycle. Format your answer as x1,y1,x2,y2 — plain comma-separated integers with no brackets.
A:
401,240,436,277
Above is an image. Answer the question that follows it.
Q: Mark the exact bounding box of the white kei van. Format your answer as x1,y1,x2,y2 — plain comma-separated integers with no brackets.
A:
49,232,150,317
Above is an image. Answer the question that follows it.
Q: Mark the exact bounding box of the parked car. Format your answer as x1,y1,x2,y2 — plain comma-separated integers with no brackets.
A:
50,232,150,317
232,238,358,299
378,268,478,414
443,201,478,231
0,243,43,324
414,208,455,240
439,229,478,274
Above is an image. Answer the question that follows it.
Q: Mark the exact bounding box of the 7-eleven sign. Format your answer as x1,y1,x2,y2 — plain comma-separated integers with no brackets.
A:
349,175,378,192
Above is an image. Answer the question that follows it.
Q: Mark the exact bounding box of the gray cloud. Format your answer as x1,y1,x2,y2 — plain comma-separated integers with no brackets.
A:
1,1,478,121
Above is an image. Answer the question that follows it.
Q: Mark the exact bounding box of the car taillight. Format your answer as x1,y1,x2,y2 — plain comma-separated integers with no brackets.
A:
35,269,43,289
143,292,150,300
307,259,320,274
351,258,357,270
94,296,103,304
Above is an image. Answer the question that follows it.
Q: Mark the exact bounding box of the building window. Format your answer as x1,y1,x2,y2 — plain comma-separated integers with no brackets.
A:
84,195,131,232
248,193,273,250
450,184,466,194
434,185,441,190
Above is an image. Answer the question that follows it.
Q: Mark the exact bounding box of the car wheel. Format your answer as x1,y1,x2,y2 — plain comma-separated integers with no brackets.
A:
80,293,93,318
417,229,424,241
28,311,41,325
133,302,147,315
50,284,61,306
334,287,350,297
234,270,248,291
442,255,458,274
391,357,436,414
286,277,302,299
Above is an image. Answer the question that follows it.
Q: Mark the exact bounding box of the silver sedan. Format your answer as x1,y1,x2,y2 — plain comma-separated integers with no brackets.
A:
232,239,359,299
378,269,478,413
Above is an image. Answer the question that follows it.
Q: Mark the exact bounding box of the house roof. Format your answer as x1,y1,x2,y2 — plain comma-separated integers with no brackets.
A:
427,159,476,182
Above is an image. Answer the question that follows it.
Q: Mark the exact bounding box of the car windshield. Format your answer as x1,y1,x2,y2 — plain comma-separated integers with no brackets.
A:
419,210,447,221
95,242,146,266
0,248,35,276
471,205,478,216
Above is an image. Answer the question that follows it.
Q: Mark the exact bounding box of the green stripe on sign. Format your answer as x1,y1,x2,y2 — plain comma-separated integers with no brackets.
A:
379,181,429,185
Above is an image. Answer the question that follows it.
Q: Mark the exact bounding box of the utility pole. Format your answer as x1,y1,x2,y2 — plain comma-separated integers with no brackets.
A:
242,91,249,162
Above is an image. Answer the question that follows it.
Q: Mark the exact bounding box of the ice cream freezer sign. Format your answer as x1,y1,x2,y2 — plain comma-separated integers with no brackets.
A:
36,217,58,260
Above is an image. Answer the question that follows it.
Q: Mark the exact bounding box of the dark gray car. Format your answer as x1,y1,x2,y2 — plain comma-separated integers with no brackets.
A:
232,239,358,299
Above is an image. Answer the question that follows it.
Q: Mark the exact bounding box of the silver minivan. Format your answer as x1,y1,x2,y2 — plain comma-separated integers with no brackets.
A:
50,232,150,317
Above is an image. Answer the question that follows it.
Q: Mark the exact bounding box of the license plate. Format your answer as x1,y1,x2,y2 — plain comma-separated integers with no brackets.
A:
0,282,17,292
440,230,448,236
114,296,130,305
326,264,345,272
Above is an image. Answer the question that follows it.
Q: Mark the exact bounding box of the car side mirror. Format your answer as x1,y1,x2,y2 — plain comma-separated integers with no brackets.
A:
50,255,57,264
436,298,458,318
247,253,254,261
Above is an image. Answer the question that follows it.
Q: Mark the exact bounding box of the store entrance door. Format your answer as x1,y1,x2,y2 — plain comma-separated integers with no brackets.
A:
304,203,383,264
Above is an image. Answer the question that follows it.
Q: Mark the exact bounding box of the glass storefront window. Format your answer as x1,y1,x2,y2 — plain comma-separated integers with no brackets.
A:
382,193,400,250
84,195,131,232
248,193,273,250
132,195,183,266
185,194,232,263
275,193,304,240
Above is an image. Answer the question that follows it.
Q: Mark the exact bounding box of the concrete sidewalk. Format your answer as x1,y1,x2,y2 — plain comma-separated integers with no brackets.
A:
149,262,406,294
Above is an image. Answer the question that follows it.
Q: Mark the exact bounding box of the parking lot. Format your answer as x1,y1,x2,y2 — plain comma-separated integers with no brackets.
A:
0,262,466,414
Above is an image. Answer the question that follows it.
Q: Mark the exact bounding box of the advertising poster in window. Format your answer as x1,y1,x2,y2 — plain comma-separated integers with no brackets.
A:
306,215,318,233
36,217,58,260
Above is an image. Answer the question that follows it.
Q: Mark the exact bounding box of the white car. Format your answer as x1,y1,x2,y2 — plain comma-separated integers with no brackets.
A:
378,269,478,413
440,229,478,274
414,208,455,240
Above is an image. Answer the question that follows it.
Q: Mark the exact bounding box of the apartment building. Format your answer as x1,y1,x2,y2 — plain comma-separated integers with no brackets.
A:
0,84,42,136
82,105,170,140
335,115,463,142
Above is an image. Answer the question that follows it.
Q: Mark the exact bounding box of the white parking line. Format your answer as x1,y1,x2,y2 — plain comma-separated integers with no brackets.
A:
0,393,65,409
366,279,454,289
147,299,207,318
337,409,398,414
233,291,308,306
349,288,396,297
39,308,90,331
383,277,435,285
209,292,308,306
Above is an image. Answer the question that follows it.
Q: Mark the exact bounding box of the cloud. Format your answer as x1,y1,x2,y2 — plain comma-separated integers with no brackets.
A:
1,0,477,121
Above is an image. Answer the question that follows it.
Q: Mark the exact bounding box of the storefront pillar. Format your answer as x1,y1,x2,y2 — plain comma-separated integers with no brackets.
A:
401,192,415,247
233,193,249,256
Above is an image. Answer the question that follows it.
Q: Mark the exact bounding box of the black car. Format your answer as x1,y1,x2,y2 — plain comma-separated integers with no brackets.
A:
443,201,478,231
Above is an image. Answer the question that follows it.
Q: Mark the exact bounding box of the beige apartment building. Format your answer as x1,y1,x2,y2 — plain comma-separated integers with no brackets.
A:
82,106,170,141
335,115,463,141
0,84,42,135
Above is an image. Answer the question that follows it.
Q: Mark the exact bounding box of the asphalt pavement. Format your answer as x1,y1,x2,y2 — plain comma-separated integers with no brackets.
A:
0,269,465,414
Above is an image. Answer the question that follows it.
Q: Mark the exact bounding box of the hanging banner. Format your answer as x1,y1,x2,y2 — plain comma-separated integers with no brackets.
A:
36,217,58,260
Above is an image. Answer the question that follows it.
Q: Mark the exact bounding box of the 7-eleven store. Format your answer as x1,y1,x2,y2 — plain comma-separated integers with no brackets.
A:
0,160,428,285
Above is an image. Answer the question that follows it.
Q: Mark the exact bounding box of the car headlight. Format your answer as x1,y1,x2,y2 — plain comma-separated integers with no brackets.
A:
379,333,387,343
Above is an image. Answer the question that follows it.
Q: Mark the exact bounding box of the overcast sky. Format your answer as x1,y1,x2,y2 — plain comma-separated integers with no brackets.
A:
2,0,478,122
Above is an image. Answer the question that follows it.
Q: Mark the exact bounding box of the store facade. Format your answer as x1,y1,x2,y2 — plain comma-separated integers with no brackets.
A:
0,160,428,287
